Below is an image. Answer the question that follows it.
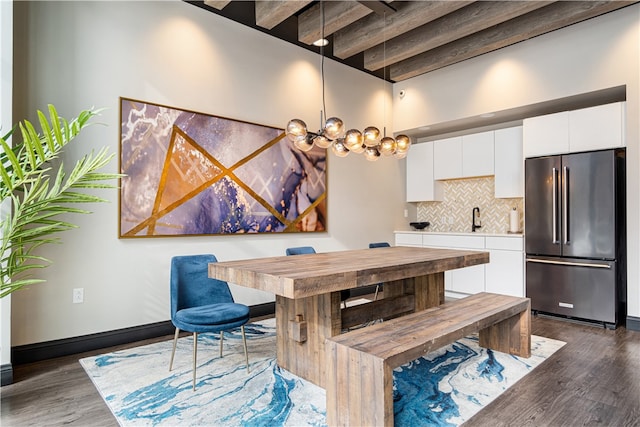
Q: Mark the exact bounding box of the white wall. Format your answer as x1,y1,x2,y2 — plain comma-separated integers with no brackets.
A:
10,0,406,345
1,0,13,368
393,5,640,319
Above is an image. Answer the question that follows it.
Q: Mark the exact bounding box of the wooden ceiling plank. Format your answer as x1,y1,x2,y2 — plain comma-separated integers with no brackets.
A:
255,0,313,30
203,0,231,10
299,1,373,45
390,1,636,81
333,0,474,60
364,1,553,71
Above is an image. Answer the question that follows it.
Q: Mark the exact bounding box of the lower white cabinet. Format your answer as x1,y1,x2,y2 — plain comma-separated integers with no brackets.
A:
485,249,524,297
394,232,524,298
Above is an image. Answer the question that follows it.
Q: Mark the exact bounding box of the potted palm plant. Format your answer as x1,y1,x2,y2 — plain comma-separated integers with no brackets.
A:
0,105,119,297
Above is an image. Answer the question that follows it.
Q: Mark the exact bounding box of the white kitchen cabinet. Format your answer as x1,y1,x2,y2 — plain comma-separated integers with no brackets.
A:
406,141,443,202
569,102,625,152
434,132,494,180
422,233,486,296
494,126,524,198
462,131,494,177
523,102,626,158
523,111,569,158
394,232,525,298
433,136,462,180
395,232,423,247
485,250,524,297
485,236,524,297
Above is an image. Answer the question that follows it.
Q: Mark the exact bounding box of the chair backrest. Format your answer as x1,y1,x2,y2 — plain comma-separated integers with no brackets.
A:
170,254,234,318
369,242,391,248
285,246,316,256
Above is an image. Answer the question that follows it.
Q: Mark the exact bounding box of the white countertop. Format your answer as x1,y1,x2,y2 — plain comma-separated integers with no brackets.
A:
394,230,523,237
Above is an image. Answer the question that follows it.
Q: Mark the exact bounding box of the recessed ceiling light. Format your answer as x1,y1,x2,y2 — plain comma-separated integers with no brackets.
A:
480,112,495,118
313,38,329,47
419,126,431,131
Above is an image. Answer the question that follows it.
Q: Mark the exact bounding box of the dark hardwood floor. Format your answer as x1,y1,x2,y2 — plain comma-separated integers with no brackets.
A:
2,313,639,426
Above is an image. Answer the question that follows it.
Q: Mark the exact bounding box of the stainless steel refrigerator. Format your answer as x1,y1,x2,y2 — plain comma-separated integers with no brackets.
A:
525,148,626,328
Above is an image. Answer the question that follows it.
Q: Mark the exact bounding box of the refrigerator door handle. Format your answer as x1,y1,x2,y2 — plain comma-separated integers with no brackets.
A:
552,167,559,244
563,166,570,245
526,258,611,269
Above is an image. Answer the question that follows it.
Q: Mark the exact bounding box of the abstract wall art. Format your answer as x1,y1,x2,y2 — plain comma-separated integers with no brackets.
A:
119,98,327,237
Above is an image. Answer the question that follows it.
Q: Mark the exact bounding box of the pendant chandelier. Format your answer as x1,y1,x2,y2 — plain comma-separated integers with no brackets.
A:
285,3,411,161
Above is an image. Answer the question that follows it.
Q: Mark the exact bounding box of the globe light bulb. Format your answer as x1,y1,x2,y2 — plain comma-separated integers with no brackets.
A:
394,150,408,159
363,126,381,147
294,135,314,152
313,134,333,148
286,119,307,142
364,146,381,161
379,136,397,156
331,139,350,157
344,129,364,152
324,117,345,140
395,134,412,152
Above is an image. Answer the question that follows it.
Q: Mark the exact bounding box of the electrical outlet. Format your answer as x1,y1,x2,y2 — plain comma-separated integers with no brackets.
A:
403,209,408,218
72,288,84,304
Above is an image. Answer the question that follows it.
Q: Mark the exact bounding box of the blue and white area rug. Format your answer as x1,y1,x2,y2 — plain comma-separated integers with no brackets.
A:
80,318,565,427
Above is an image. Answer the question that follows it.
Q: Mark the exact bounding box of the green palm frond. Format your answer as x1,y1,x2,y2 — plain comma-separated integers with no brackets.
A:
1,105,121,298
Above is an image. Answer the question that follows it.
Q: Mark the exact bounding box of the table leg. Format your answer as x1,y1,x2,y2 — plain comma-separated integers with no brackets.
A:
383,271,444,312
275,291,341,388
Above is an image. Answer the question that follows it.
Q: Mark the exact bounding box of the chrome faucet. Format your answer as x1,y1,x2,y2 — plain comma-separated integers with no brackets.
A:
472,207,481,232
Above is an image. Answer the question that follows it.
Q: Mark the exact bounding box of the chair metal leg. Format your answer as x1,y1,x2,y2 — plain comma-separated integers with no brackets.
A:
219,331,224,358
169,328,180,371
374,285,380,301
192,332,198,391
241,325,249,373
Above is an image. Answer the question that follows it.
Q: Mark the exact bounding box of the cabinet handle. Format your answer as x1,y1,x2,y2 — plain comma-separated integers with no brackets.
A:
526,258,610,269
552,167,559,244
563,166,570,245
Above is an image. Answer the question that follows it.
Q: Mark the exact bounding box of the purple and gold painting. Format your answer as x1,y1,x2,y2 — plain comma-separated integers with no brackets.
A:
119,98,327,237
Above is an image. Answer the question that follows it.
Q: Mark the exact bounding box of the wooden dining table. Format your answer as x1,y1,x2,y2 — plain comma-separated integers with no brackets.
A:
208,245,489,388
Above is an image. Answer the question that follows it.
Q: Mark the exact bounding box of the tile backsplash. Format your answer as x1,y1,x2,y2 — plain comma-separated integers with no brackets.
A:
417,177,523,233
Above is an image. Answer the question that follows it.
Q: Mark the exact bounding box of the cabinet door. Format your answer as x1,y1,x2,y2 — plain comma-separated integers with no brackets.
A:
433,136,462,180
569,102,624,152
523,111,569,157
494,126,524,198
406,142,443,202
450,265,485,294
462,131,494,177
485,250,524,297
394,233,422,247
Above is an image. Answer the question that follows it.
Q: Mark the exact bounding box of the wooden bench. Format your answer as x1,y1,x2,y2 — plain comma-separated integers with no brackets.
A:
325,292,531,427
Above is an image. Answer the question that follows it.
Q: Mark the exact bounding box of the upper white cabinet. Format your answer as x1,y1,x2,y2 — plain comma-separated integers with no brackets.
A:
433,136,462,180
433,132,494,180
523,111,569,157
494,126,524,198
406,141,443,202
524,102,625,158
569,102,625,152
462,131,494,177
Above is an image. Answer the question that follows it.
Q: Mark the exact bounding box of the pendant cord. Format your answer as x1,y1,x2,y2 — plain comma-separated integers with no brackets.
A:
320,0,326,126
383,12,387,137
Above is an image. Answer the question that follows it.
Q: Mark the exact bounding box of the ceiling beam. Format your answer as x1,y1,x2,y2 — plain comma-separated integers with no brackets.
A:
390,1,636,81
255,0,312,30
203,0,231,10
298,1,373,45
357,1,396,15
333,0,473,60
364,1,553,71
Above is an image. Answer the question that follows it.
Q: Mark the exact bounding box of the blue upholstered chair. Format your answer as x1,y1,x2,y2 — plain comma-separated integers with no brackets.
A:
285,246,351,307
369,242,391,300
169,254,250,391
